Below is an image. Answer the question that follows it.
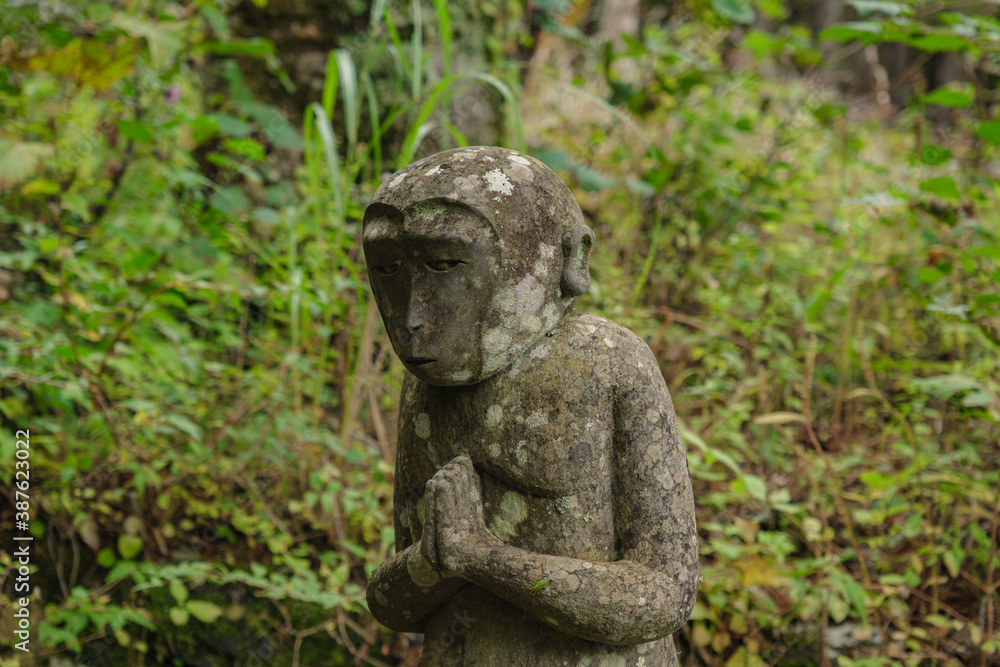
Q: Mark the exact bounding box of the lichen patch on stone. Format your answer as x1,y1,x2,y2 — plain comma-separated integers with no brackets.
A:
483,327,513,355
483,168,514,196
525,409,549,428
415,413,431,439
388,171,407,189
486,404,503,428
490,490,529,541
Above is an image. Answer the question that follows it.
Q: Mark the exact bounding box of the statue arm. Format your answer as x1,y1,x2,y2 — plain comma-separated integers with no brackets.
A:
365,523,466,633
366,376,466,632
430,344,699,645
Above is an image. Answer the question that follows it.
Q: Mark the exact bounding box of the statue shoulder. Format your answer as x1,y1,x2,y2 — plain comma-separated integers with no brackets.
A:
558,311,657,358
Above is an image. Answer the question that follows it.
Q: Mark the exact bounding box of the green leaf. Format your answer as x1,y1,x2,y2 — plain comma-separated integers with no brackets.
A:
97,548,116,568
923,86,973,109
908,374,986,400
942,548,962,577
223,138,266,162
847,1,911,17
169,580,188,605
909,34,972,53
209,114,252,137
961,390,993,408
974,293,1000,313
712,0,755,23
919,177,960,202
106,561,135,583
741,474,768,502
204,38,276,58
920,145,951,165
833,569,869,622
976,121,1000,145
111,12,186,71
819,22,882,43
186,600,223,623
859,471,893,490
573,165,615,192
166,414,203,440
87,3,114,23
117,534,143,560
916,266,944,284
40,237,60,253
169,607,189,626
117,120,154,143
21,179,61,197
123,247,159,273
209,186,251,218
200,5,230,41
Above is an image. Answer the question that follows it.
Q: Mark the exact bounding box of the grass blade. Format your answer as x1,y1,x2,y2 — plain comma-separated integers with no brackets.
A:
411,0,422,101
400,122,438,166
321,50,339,119
433,0,452,79
335,49,359,154
383,8,412,87
369,0,389,27
309,102,343,230
362,72,383,179
468,72,524,152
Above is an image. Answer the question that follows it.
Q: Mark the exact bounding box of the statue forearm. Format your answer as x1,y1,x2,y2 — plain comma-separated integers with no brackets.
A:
462,536,698,646
366,544,467,632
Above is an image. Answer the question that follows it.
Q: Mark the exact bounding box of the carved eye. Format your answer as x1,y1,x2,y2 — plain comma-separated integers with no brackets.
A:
426,260,465,272
374,262,400,276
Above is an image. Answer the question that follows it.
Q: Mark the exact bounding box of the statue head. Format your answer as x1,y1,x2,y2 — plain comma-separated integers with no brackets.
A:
363,146,595,386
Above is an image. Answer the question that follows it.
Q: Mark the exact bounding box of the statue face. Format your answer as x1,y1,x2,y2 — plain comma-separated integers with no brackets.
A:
364,202,501,386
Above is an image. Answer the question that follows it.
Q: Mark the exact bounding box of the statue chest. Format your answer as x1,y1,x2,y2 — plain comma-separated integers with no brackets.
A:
413,374,618,560
413,362,615,499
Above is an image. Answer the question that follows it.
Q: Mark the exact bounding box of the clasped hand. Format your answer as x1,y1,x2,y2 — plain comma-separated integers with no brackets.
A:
418,455,492,577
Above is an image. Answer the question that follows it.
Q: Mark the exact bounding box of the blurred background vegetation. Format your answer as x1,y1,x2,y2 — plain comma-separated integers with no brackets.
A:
0,0,998,665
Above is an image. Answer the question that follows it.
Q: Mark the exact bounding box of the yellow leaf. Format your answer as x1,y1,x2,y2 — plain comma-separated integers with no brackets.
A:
753,411,809,425
729,612,748,635
691,623,712,647
711,630,732,653
0,139,54,188
735,556,786,587
20,178,60,196
725,647,767,667
27,38,136,91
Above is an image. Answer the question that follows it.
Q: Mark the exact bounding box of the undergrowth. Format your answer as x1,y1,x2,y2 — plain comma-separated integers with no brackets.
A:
0,0,998,665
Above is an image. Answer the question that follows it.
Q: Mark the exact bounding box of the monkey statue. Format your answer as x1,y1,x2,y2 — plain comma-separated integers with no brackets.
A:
364,146,698,666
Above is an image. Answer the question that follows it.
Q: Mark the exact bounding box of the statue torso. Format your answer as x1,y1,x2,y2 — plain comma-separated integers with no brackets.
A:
394,311,678,666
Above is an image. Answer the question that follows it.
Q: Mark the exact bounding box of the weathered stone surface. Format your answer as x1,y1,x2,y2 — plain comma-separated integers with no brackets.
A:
364,146,698,666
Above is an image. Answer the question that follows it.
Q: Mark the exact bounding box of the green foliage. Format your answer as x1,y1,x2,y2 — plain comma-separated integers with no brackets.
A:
527,3,999,663
1,0,998,665
0,0,518,664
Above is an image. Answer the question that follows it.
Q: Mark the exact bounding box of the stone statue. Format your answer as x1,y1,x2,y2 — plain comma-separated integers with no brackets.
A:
363,146,698,666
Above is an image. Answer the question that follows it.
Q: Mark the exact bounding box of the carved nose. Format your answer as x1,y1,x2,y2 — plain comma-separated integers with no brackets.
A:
405,300,426,334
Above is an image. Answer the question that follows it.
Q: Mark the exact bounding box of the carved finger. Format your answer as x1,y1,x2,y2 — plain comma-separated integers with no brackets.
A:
420,482,439,568
434,480,461,573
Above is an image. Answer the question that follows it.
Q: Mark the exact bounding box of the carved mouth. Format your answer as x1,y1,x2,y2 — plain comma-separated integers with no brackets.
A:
406,358,436,367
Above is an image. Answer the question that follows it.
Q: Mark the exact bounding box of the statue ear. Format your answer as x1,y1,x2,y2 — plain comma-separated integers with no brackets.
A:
560,225,595,298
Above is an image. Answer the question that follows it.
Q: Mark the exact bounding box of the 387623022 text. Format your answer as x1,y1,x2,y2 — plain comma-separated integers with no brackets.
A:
12,429,33,653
